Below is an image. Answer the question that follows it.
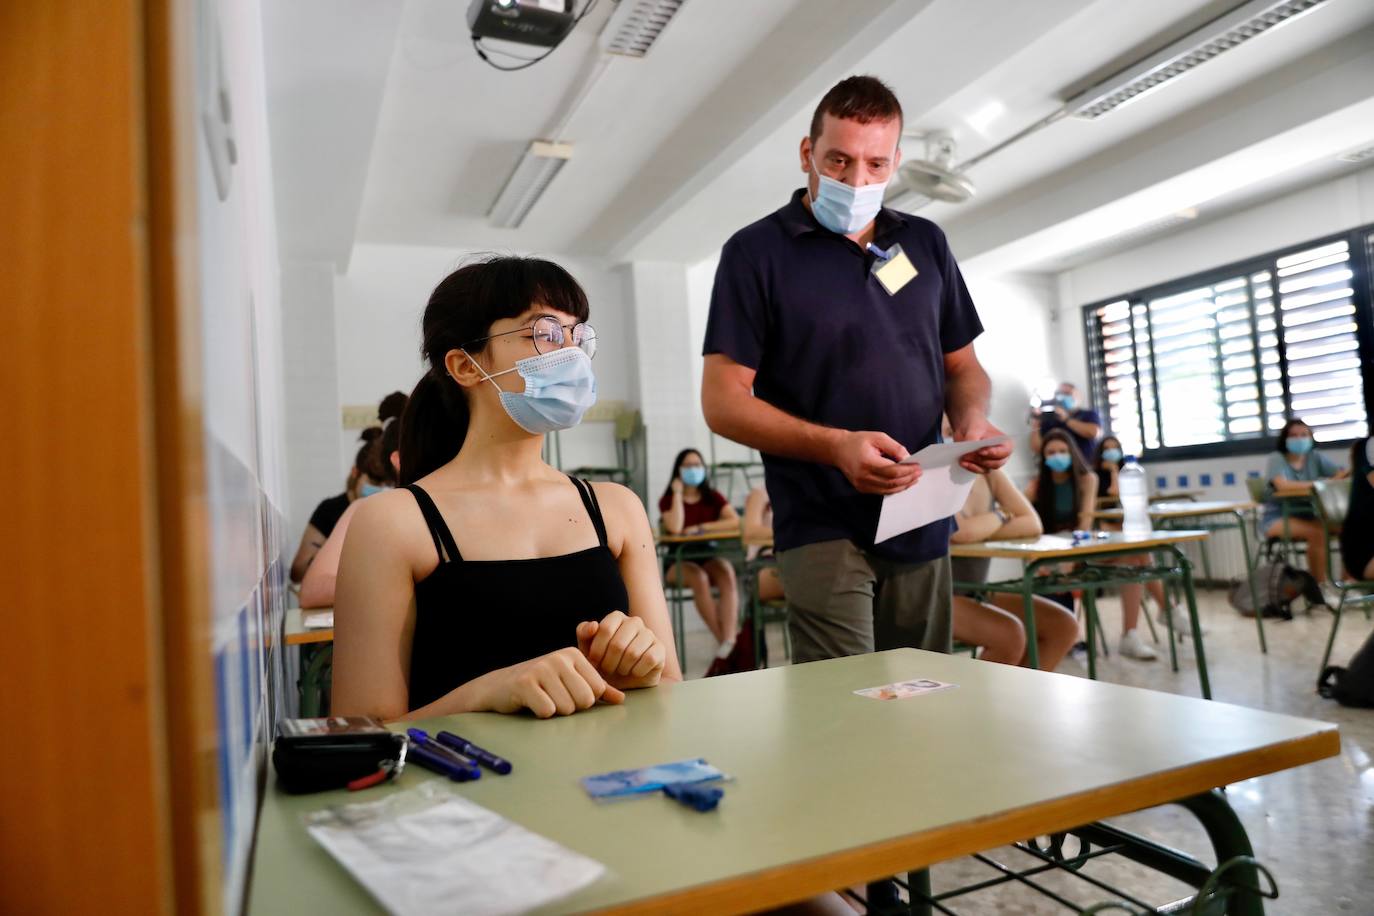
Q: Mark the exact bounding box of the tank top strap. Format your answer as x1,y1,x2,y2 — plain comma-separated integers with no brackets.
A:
405,484,463,564
568,476,608,548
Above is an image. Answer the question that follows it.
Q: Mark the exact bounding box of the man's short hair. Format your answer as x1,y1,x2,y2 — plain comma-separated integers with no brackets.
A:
809,75,903,142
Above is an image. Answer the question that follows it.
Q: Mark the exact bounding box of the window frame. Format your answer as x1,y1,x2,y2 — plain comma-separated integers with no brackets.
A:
1081,222,1374,462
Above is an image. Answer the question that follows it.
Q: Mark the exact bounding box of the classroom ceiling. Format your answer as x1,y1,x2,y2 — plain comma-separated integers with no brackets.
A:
264,0,1374,273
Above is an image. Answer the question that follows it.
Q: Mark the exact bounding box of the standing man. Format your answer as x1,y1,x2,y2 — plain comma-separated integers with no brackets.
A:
701,75,1010,667
1029,380,1102,460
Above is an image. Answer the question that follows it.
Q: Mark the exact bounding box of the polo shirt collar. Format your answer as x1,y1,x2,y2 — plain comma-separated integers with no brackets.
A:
777,187,909,239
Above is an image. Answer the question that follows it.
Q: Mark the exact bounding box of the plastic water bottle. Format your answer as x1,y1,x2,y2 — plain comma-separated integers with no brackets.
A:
1120,458,1151,536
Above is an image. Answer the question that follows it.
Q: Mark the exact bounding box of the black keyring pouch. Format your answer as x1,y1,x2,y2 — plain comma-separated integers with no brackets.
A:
272,717,404,794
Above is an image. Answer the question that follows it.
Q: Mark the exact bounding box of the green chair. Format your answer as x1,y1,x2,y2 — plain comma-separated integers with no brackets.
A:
1246,475,1311,570
1313,479,1374,676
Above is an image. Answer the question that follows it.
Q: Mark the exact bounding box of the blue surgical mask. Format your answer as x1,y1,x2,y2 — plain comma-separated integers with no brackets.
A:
808,157,888,235
1101,448,1122,463
1286,436,1314,455
1055,393,1075,410
359,482,391,498
1045,453,1072,473
680,466,706,487
466,346,597,435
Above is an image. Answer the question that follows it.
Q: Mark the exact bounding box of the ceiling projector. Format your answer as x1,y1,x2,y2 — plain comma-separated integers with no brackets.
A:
467,0,576,47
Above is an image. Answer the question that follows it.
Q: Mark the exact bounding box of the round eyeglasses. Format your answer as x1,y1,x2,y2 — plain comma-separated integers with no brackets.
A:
466,315,597,360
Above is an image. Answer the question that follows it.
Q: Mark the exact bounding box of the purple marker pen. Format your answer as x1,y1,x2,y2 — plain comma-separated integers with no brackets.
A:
406,729,481,780
436,731,513,775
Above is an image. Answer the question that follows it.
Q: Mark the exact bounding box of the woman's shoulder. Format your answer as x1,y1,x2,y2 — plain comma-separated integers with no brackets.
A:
591,481,649,522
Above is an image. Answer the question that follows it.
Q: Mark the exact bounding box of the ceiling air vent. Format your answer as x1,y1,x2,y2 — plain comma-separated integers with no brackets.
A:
1065,0,1332,120
599,0,684,58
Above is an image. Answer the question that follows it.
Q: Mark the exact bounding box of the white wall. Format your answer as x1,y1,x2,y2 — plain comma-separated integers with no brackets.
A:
282,260,341,541
194,0,289,912
329,243,634,486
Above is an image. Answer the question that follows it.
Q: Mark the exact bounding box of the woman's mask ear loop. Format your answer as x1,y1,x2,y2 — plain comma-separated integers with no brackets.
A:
459,350,504,394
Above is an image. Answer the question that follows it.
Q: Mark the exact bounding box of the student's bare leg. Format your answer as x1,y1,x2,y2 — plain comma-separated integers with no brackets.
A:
952,596,1026,664
988,594,1079,670
702,557,740,644
666,562,723,642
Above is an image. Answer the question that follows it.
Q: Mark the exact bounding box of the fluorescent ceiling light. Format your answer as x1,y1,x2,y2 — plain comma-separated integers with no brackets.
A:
1065,0,1332,120
599,0,684,57
488,140,573,229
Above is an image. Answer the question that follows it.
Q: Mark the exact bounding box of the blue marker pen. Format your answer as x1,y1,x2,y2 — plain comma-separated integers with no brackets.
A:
866,242,891,261
436,731,513,775
407,729,481,780
407,741,477,782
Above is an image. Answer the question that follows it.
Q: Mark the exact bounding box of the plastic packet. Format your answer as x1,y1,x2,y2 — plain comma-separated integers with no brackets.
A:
304,782,604,915
580,757,724,799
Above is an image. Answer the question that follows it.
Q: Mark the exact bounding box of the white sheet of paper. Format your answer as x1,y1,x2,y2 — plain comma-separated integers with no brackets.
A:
302,611,334,629
874,437,1009,544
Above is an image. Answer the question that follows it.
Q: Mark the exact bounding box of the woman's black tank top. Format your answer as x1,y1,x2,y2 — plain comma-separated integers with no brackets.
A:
405,476,630,710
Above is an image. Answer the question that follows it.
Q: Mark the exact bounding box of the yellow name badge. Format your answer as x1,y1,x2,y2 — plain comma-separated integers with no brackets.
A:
871,243,918,295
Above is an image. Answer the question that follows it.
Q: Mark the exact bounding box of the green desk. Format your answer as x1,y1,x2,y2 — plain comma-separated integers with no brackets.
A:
247,649,1338,915
1094,501,1266,653
285,608,334,717
951,531,1213,696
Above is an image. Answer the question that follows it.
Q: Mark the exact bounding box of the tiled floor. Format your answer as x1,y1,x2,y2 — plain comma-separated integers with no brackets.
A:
678,590,1374,914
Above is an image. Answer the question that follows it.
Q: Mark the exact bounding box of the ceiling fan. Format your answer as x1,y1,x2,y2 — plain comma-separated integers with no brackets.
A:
885,131,976,212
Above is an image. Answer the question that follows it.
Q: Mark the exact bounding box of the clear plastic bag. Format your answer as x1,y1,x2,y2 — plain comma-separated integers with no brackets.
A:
304,782,605,915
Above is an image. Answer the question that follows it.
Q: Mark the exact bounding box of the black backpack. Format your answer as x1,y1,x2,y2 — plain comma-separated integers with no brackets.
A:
1319,628,1374,708
1228,561,1323,620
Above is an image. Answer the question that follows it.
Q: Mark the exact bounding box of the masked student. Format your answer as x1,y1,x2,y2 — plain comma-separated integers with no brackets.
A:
658,448,741,674
1262,418,1348,605
299,394,405,609
289,391,406,583
331,256,681,722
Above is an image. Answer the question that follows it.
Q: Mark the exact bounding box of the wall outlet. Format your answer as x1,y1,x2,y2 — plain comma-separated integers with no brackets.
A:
341,404,378,430
1199,473,1212,486
1223,472,1236,486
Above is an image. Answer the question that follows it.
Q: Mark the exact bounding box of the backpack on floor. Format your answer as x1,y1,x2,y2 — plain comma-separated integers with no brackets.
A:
1228,561,1321,620
1318,628,1374,708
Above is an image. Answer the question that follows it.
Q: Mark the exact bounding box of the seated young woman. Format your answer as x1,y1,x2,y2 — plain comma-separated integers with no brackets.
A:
1341,435,1374,582
1261,417,1348,601
289,393,403,584
950,467,1079,670
743,486,784,603
1027,431,1159,660
331,256,680,721
658,449,741,665
299,396,405,609
1093,436,1188,633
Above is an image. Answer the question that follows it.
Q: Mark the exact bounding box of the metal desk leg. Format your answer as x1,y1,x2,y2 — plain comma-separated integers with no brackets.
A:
673,547,688,671
1159,549,1180,674
1235,510,1267,653
1083,588,1099,681
298,643,333,718
1171,545,1211,700
1021,562,1041,670
1176,790,1268,916
908,869,933,916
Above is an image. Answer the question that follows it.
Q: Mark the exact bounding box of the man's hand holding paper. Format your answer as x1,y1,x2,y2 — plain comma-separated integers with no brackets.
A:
875,435,1011,543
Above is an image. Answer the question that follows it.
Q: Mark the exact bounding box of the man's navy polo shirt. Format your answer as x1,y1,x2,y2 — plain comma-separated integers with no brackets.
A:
703,188,984,564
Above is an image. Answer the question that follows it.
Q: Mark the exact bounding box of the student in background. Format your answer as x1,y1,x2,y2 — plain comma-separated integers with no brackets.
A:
332,256,679,722
289,395,403,583
1026,431,1156,661
1262,418,1347,601
1340,436,1374,582
299,397,406,609
743,486,784,603
950,467,1078,669
659,449,741,668
1094,437,1186,633
1094,435,1124,503
1030,381,1102,461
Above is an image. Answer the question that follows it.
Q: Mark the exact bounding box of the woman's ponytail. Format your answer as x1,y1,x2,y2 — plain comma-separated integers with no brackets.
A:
399,371,467,486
